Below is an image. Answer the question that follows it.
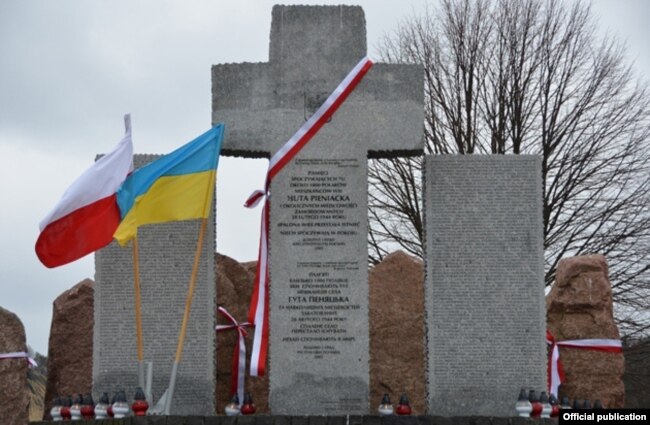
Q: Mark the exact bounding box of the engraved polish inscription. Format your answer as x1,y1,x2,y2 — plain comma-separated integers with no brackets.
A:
276,158,361,362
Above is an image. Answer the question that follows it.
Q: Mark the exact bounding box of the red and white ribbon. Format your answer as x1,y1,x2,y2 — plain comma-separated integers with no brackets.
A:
245,56,374,376
216,307,252,404
0,351,37,368
546,330,622,397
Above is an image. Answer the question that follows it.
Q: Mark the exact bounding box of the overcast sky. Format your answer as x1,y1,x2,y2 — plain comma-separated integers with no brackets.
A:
1,0,648,356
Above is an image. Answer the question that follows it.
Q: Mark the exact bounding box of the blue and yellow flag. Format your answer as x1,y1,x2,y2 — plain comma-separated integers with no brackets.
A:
114,124,224,245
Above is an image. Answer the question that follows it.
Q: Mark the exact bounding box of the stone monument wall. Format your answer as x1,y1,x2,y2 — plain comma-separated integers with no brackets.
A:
94,154,216,415
424,155,545,416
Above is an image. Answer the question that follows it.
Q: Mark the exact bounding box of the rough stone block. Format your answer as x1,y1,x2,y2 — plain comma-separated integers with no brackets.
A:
546,254,625,407
0,306,30,425
43,279,93,420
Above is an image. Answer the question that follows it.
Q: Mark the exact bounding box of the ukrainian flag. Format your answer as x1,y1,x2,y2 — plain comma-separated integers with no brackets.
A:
113,123,224,245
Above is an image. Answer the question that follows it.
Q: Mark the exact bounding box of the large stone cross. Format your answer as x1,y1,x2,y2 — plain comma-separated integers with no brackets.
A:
213,5,422,415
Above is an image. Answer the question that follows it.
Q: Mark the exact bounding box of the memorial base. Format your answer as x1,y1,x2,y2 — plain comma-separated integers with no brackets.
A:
33,415,555,425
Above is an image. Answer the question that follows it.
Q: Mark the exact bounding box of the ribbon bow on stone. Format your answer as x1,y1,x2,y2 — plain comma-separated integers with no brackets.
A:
0,351,37,368
546,330,622,398
216,307,252,404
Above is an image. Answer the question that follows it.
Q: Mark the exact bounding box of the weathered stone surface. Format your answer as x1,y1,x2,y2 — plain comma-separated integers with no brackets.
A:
215,253,269,413
0,306,30,425
369,251,426,414
43,279,94,420
241,261,258,276
424,156,546,416
547,254,625,408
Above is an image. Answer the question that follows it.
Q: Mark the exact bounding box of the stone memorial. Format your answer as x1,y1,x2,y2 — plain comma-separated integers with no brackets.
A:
212,5,423,415
43,279,94,419
215,253,270,413
547,254,625,408
94,155,216,415
424,156,545,416
369,251,426,414
0,306,30,424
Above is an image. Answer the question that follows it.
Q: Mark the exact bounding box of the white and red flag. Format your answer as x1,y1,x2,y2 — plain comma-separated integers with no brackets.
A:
245,56,374,376
35,115,134,268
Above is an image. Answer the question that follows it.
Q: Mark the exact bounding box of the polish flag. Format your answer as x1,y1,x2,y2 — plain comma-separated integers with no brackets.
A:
35,115,134,268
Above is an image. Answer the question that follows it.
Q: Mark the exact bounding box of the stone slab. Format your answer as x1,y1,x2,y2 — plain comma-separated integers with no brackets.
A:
269,155,369,415
93,154,216,415
423,155,545,416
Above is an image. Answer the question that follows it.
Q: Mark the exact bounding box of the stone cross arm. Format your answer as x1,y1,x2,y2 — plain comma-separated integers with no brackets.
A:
211,5,423,159
212,62,423,158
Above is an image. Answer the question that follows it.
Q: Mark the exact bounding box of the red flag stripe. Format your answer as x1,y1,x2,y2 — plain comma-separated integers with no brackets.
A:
35,194,121,268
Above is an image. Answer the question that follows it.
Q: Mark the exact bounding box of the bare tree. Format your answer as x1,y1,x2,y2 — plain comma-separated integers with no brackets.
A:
369,0,650,337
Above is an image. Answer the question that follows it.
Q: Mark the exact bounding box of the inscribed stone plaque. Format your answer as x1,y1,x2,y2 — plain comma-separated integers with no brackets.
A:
423,155,546,416
93,154,216,415
212,5,423,415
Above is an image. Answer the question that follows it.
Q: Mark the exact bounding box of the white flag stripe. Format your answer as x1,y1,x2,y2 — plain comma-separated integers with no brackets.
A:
38,115,134,230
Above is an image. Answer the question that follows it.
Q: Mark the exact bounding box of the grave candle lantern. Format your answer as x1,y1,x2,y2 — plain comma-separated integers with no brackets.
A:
515,389,532,417
378,394,394,416
112,390,130,418
549,394,560,418
396,394,412,415
529,390,542,418
59,396,72,421
540,391,552,418
241,393,256,415
70,393,82,420
225,394,241,416
50,396,62,422
94,393,110,419
131,387,149,416
81,394,95,419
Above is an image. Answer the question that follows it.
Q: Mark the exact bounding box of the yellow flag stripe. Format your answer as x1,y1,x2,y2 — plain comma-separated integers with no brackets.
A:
114,170,216,245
